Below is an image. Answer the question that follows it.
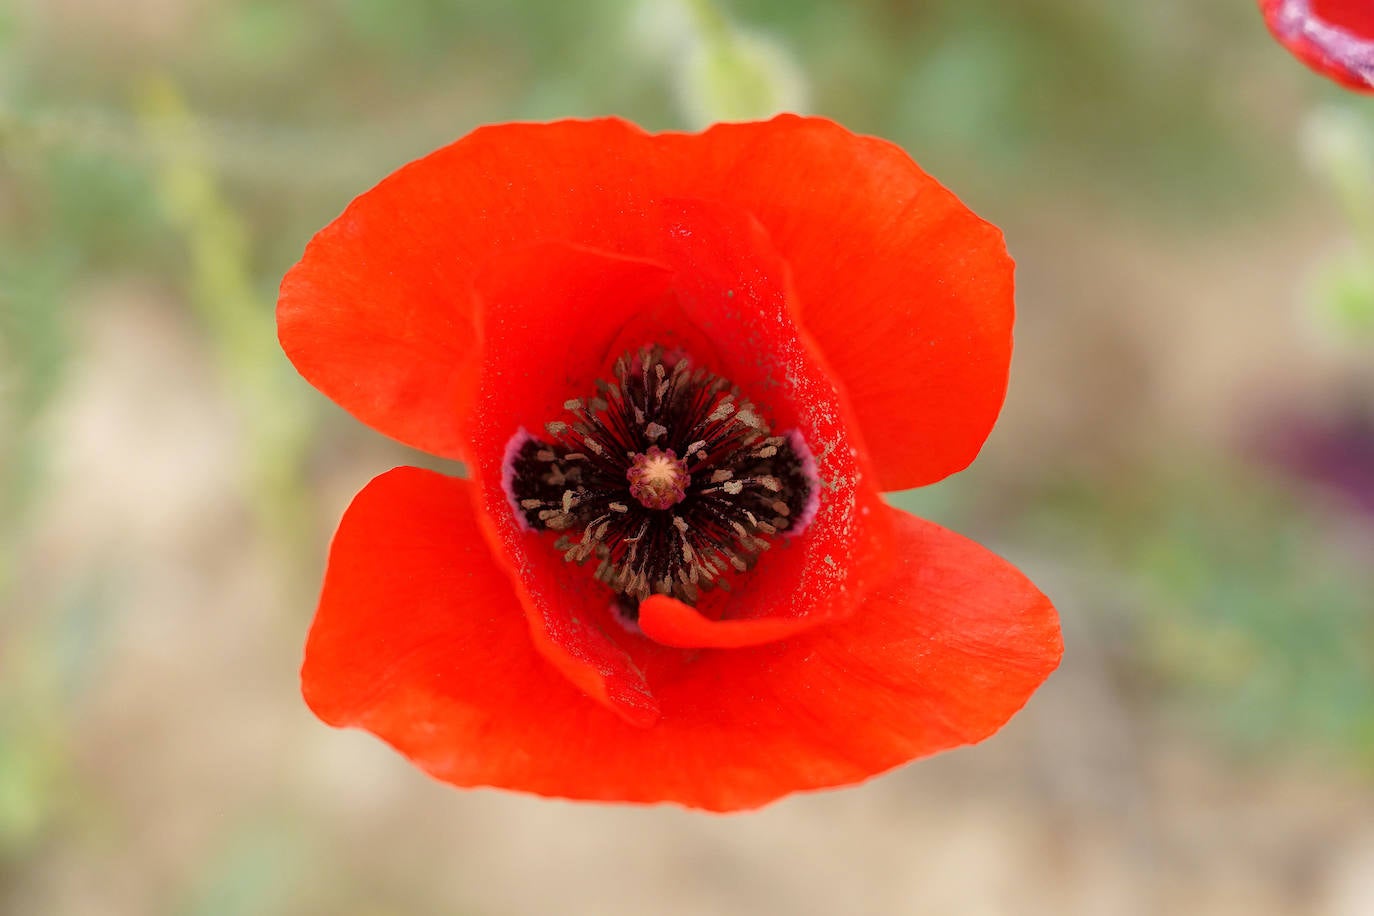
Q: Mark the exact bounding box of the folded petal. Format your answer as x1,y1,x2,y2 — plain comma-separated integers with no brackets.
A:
279,117,1013,487
643,197,893,641
305,487,1062,811
636,594,824,648
680,118,1016,491
464,242,677,725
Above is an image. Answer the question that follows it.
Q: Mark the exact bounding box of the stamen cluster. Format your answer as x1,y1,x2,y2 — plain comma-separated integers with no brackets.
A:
505,346,817,613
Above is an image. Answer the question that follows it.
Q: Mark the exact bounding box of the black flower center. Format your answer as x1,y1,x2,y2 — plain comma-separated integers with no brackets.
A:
503,345,819,615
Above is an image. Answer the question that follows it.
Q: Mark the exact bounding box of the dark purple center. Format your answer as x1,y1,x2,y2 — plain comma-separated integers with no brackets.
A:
502,345,819,611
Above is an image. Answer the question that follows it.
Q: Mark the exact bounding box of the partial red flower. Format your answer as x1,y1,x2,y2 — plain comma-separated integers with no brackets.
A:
1260,0,1374,92
279,115,1062,811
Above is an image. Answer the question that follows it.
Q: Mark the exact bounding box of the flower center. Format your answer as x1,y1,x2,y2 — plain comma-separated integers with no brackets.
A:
627,447,689,510
1312,0,1374,41
503,345,820,612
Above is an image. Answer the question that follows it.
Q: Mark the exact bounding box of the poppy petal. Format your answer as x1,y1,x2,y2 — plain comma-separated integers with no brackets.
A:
277,119,680,459
279,117,1013,488
305,485,1061,811
306,469,659,736
277,183,480,461
681,117,1017,491
1260,0,1374,92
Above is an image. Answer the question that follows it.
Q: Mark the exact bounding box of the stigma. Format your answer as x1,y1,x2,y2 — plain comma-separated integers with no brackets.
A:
627,447,690,510
502,345,819,612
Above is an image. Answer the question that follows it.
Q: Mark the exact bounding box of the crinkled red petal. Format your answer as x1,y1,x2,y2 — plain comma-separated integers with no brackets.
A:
468,244,675,727
278,116,1013,487
302,467,1062,811
1260,0,1374,92
466,203,890,717
673,119,1015,491
643,197,893,638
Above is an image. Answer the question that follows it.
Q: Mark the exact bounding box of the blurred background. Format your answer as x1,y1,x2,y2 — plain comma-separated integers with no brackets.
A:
3,1,1374,913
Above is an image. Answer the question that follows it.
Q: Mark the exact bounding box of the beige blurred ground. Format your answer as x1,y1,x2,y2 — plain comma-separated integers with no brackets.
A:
4,1,1374,914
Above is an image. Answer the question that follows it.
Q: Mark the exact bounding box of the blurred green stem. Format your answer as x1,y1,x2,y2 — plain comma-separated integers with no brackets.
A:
684,0,731,45
135,76,317,584
1302,105,1374,339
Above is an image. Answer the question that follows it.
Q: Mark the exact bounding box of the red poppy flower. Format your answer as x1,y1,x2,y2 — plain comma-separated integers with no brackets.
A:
1260,0,1374,92
279,115,1062,811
